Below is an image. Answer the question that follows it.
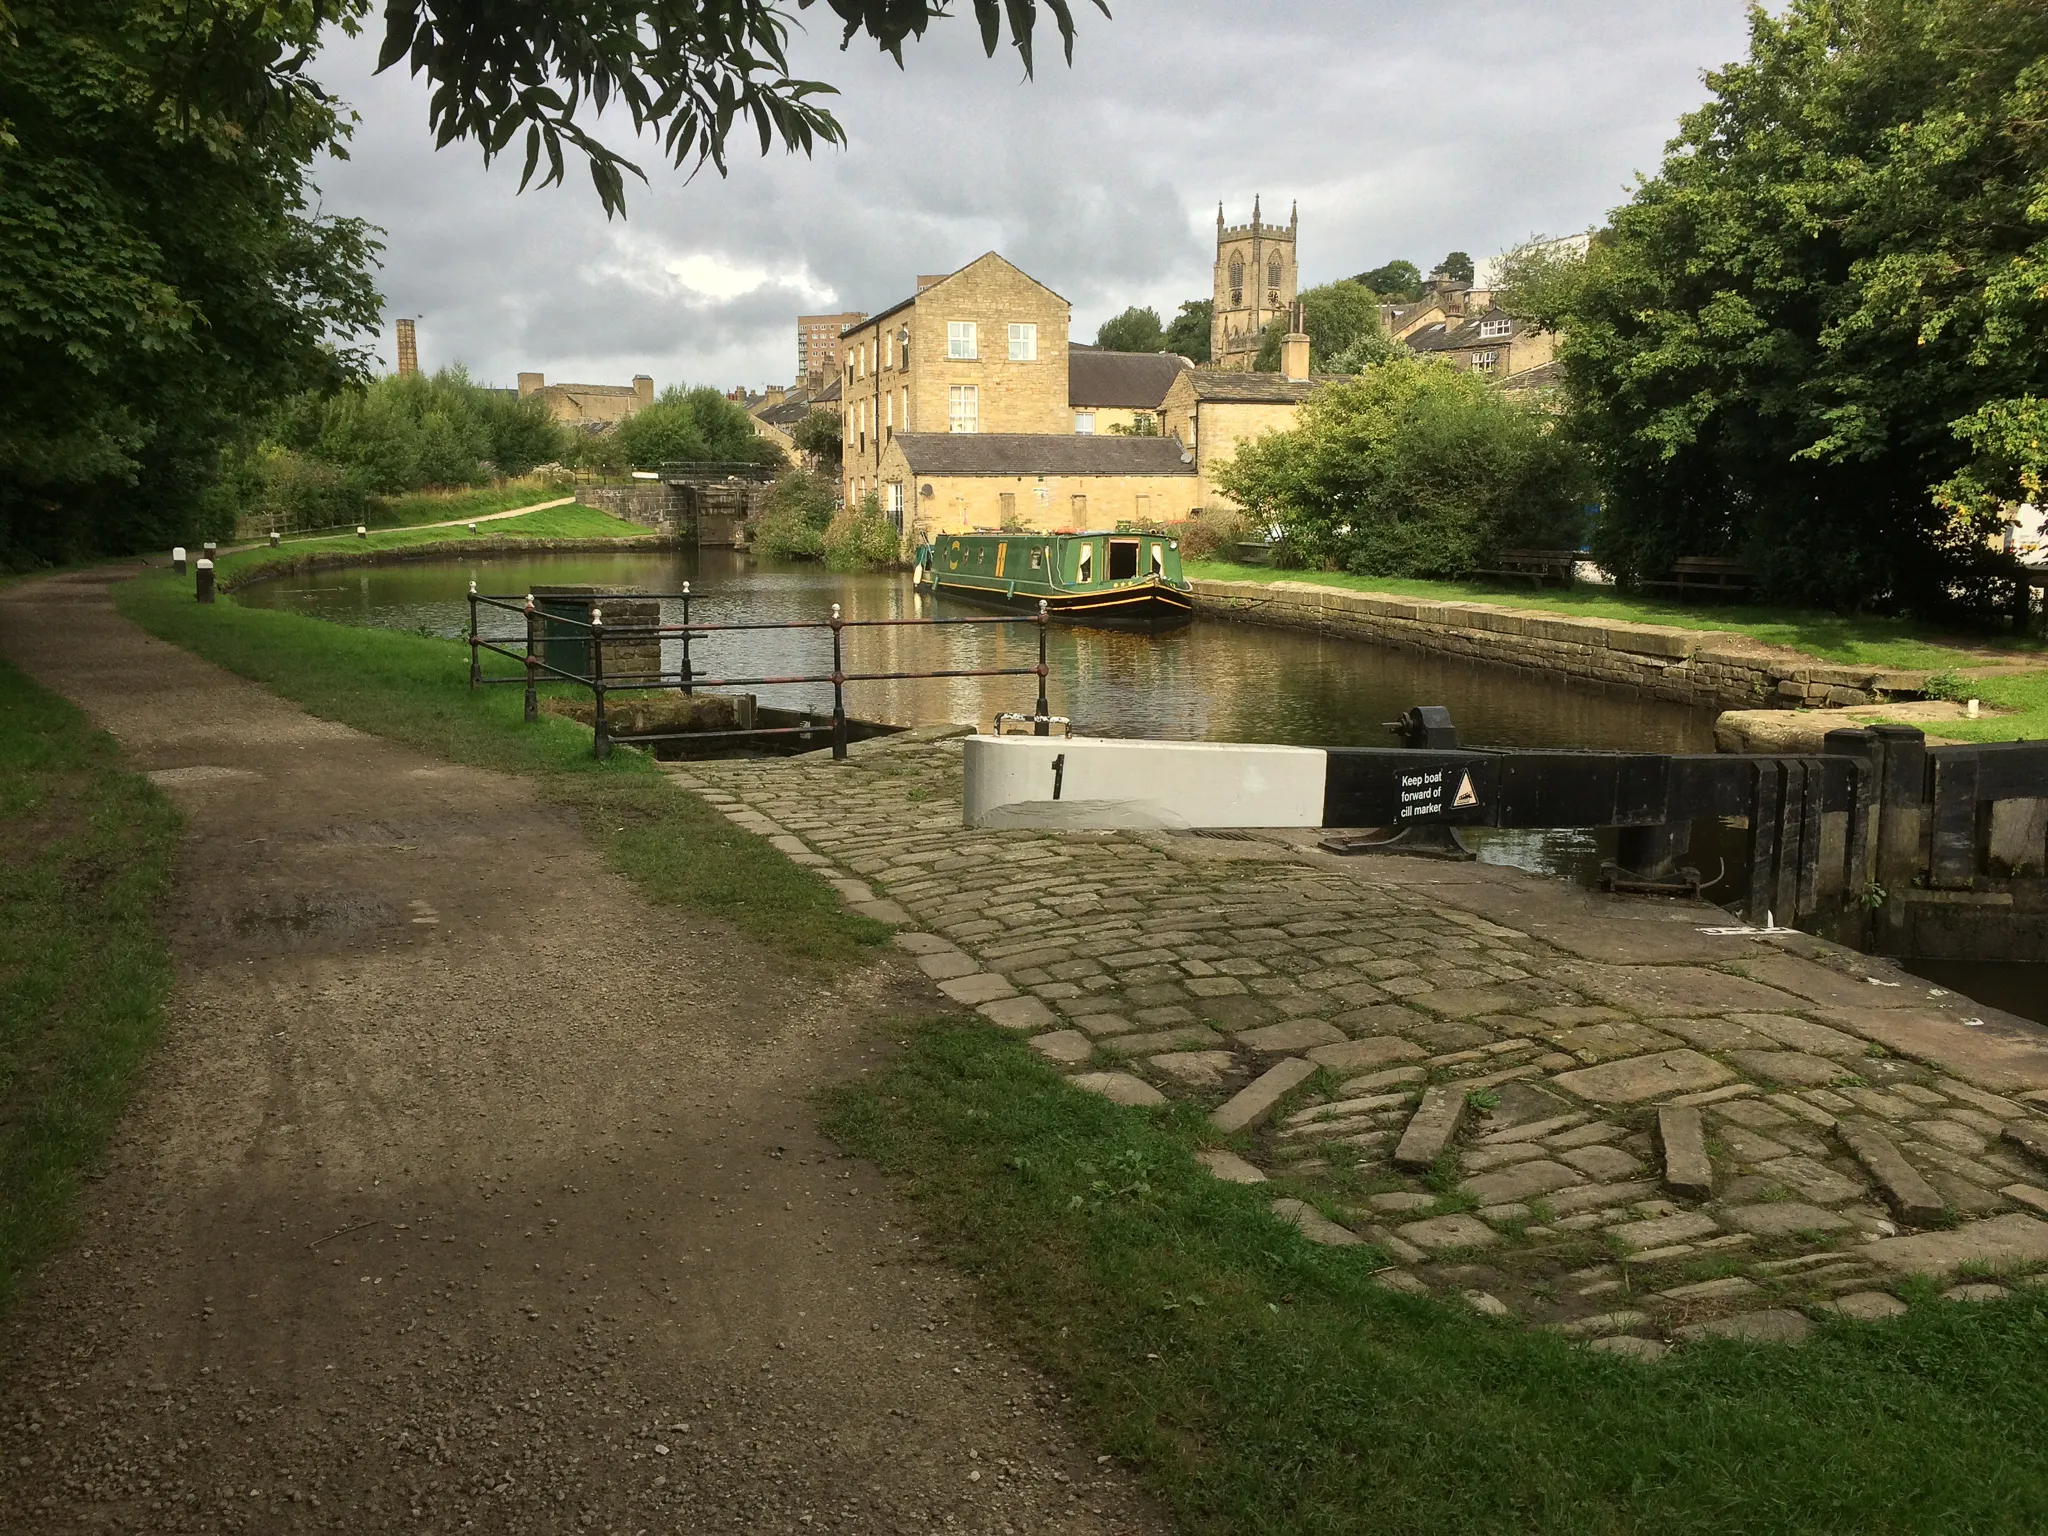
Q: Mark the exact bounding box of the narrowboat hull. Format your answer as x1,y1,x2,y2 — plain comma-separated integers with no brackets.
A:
915,529,1196,631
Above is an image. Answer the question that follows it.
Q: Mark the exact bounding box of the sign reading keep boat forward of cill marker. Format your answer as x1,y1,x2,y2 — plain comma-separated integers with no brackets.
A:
1395,768,1482,821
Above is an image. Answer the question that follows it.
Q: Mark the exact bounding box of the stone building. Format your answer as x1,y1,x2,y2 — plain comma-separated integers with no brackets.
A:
516,372,655,428
1159,305,1323,508
1387,272,1556,382
751,375,841,460
1210,197,1298,370
837,254,1072,508
876,433,1199,537
1067,348,1190,436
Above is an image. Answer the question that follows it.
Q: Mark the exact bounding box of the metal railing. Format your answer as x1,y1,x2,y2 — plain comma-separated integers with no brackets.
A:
465,584,1053,759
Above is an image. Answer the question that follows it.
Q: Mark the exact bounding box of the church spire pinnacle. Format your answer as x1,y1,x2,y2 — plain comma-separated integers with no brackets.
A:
1217,201,1225,231
1252,193,1262,225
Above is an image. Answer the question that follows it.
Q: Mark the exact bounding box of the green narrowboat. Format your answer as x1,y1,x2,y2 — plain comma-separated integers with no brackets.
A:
912,529,1195,628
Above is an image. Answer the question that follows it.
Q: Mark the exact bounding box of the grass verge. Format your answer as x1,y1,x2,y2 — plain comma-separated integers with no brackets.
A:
234,501,644,574
372,478,569,529
828,1017,2048,1535
114,569,887,972
0,660,179,1318
1185,559,2048,671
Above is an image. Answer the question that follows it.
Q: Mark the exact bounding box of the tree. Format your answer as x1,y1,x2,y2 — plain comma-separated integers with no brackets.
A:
792,409,843,469
1299,282,1382,369
271,368,568,493
1531,0,2048,613
613,386,782,467
370,0,1109,216
1214,357,1591,578
1436,251,1475,286
0,0,380,565
1095,307,1165,352
1161,300,1213,364
1353,261,1424,302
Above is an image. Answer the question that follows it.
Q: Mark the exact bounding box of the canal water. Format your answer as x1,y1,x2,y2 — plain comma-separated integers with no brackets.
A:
236,549,2046,1024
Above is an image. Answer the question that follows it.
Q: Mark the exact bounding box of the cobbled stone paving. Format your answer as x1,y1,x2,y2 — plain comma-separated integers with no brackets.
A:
671,731,2048,1361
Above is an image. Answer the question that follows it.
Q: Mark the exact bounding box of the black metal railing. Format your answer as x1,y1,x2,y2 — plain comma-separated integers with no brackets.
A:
465,584,1053,759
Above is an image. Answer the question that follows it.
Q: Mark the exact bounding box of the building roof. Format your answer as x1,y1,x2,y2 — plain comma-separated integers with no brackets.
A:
1402,308,1521,355
842,253,1070,338
753,375,842,426
1497,359,1564,391
545,382,638,396
891,433,1196,479
1177,372,1336,404
1068,350,1190,409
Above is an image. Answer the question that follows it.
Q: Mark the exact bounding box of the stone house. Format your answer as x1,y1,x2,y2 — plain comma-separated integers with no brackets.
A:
750,375,841,461
1158,337,1330,510
1067,348,1191,436
516,372,655,428
838,254,1072,508
876,433,1199,537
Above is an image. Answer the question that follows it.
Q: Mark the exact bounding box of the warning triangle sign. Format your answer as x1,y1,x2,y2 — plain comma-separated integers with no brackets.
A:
1451,772,1479,809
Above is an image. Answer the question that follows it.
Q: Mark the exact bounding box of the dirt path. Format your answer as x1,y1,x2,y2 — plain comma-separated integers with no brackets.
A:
0,571,1158,1535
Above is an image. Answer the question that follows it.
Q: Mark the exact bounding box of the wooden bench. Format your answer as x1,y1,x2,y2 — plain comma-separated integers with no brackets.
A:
1469,548,1580,587
1642,555,1755,599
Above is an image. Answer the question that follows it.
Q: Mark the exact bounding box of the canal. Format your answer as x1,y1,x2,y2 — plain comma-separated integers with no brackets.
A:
236,548,2044,1023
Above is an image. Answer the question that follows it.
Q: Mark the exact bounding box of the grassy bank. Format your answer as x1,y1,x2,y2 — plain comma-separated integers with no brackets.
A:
0,661,179,1317
830,1018,2048,1535
372,479,569,530
114,568,887,971
236,500,639,570
1185,560,2047,671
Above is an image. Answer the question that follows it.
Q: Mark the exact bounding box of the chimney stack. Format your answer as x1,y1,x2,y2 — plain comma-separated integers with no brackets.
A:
396,318,419,378
1281,301,1310,382
632,375,655,410
764,385,785,408
517,371,544,397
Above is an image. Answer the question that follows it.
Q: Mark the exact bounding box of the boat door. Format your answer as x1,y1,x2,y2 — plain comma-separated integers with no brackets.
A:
1107,539,1140,581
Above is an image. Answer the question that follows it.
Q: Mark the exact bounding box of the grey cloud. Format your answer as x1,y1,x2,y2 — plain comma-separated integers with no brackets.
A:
311,0,1750,389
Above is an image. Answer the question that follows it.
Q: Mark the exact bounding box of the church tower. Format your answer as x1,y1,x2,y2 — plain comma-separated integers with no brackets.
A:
1210,197,1298,370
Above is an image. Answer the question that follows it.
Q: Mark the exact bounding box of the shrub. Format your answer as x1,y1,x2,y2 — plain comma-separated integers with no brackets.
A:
240,445,374,534
613,385,783,469
753,469,836,560
1171,509,1249,561
822,492,903,571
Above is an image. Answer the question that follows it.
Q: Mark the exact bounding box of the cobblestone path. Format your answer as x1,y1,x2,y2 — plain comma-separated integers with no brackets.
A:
676,730,2048,1359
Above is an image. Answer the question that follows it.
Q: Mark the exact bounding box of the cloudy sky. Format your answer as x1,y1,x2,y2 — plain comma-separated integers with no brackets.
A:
310,1,1754,392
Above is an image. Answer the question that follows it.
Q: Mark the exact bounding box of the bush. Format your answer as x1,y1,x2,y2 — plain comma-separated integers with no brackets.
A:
753,470,837,560
273,367,568,495
1215,355,1592,579
1171,509,1249,561
234,445,374,535
613,385,783,469
822,492,903,571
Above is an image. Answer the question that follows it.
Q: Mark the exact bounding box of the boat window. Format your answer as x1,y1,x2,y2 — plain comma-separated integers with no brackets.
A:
1030,548,1043,570
1150,542,1165,577
1108,540,1139,581
1077,543,1093,583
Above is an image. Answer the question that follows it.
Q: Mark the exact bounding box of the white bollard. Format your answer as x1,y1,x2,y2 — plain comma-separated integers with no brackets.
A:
356,524,367,539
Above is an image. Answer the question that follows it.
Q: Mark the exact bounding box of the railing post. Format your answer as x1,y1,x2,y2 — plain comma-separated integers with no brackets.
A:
680,581,694,696
1035,599,1050,736
467,580,480,689
591,604,610,760
523,593,539,723
830,602,848,761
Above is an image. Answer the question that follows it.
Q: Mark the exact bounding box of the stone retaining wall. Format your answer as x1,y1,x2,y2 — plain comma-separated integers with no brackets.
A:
574,484,682,530
221,536,678,592
1192,577,1927,711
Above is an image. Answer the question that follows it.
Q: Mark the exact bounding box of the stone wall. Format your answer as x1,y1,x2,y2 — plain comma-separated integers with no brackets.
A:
1192,577,1930,711
221,536,678,593
575,484,684,530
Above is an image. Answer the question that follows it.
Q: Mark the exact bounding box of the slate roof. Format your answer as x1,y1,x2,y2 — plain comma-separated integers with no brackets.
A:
753,376,841,427
892,433,1196,478
1403,309,1521,355
1178,372,1338,404
1068,350,1190,409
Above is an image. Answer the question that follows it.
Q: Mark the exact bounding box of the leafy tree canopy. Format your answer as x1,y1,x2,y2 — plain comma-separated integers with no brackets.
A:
1435,251,1475,286
1094,306,1166,352
1215,357,1592,579
273,368,567,494
1299,282,1382,369
613,386,783,467
1528,0,2048,613
1352,260,1424,302
792,408,844,467
1161,299,1213,364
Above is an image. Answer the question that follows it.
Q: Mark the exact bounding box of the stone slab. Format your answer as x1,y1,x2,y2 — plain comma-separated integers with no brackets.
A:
2003,1122,2048,1167
1837,1120,1945,1225
939,972,1017,1006
1810,1005,2048,1094
1395,1213,1499,1253
1196,1149,1267,1184
1862,1213,2048,1278
1026,1029,1095,1064
915,950,981,980
1560,1144,1643,1183
1068,1072,1167,1108
1149,1050,1239,1087
1548,1180,1660,1215
1550,1021,1682,1063
1101,1025,1225,1057
1392,1083,1467,1171
894,931,961,956
1463,1159,1583,1205
1414,987,1519,1018
1675,1309,1813,1346
1558,965,1802,1018
1656,1105,1713,1199
1830,1291,1908,1320
980,995,1057,1032
1722,1202,1851,1237
1754,1155,1866,1205
1306,1036,1426,1073
1554,1050,1737,1105
1211,1057,1317,1133
1727,1013,1869,1059
1739,954,1921,1010
1727,1050,1847,1088
1608,1211,1720,1251
1587,1335,1669,1362
1271,1198,1362,1246
1237,1019,1347,1053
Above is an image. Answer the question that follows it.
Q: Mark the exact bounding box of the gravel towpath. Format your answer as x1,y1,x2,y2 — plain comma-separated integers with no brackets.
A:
0,570,1159,1535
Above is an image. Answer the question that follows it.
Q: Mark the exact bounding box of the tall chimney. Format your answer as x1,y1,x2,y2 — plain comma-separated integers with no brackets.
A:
518,371,544,397
1281,301,1310,382
632,375,655,410
396,318,419,378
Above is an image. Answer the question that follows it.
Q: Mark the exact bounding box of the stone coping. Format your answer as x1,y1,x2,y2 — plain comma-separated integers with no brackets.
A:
219,536,679,593
1191,577,1932,709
